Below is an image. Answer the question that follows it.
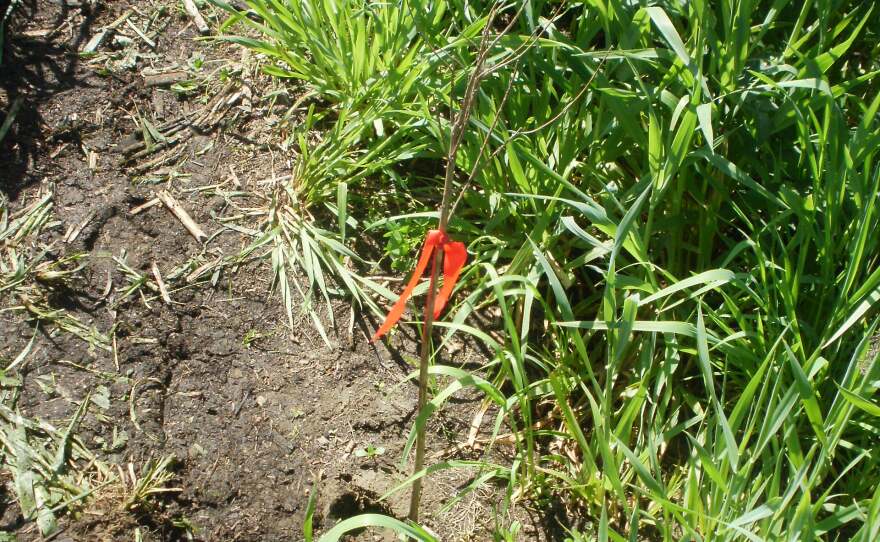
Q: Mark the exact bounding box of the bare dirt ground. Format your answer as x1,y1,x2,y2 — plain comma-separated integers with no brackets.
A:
0,1,553,540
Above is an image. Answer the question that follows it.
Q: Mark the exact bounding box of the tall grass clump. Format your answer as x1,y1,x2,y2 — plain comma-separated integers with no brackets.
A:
218,0,880,539
211,0,461,339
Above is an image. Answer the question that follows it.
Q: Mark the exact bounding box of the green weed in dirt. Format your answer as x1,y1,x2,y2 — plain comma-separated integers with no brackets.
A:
1,191,110,351
219,0,880,539
0,383,107,537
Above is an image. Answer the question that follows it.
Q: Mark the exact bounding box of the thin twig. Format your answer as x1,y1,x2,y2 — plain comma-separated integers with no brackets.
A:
157,190,207,242
151,262,171,304
449,49,611,217
183,0,210,35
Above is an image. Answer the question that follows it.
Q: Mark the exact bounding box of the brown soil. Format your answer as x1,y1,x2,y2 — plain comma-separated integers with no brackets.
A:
0,1,562,541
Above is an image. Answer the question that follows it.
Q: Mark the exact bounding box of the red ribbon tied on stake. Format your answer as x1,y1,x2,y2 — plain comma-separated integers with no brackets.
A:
371,229,467,342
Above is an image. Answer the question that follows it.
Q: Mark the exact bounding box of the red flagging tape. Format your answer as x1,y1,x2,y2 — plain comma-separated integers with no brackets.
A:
371,229,467,342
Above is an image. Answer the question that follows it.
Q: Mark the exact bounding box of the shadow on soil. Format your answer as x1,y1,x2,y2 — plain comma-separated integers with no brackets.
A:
1,0,101,200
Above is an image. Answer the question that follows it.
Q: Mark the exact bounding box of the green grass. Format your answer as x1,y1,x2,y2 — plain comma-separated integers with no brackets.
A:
0,384,107,537
218,0,880,539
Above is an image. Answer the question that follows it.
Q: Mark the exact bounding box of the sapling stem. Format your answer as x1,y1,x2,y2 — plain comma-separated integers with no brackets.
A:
407,5,502,522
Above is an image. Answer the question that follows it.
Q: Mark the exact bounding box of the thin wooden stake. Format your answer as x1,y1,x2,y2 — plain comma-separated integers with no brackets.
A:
408,5,503,522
